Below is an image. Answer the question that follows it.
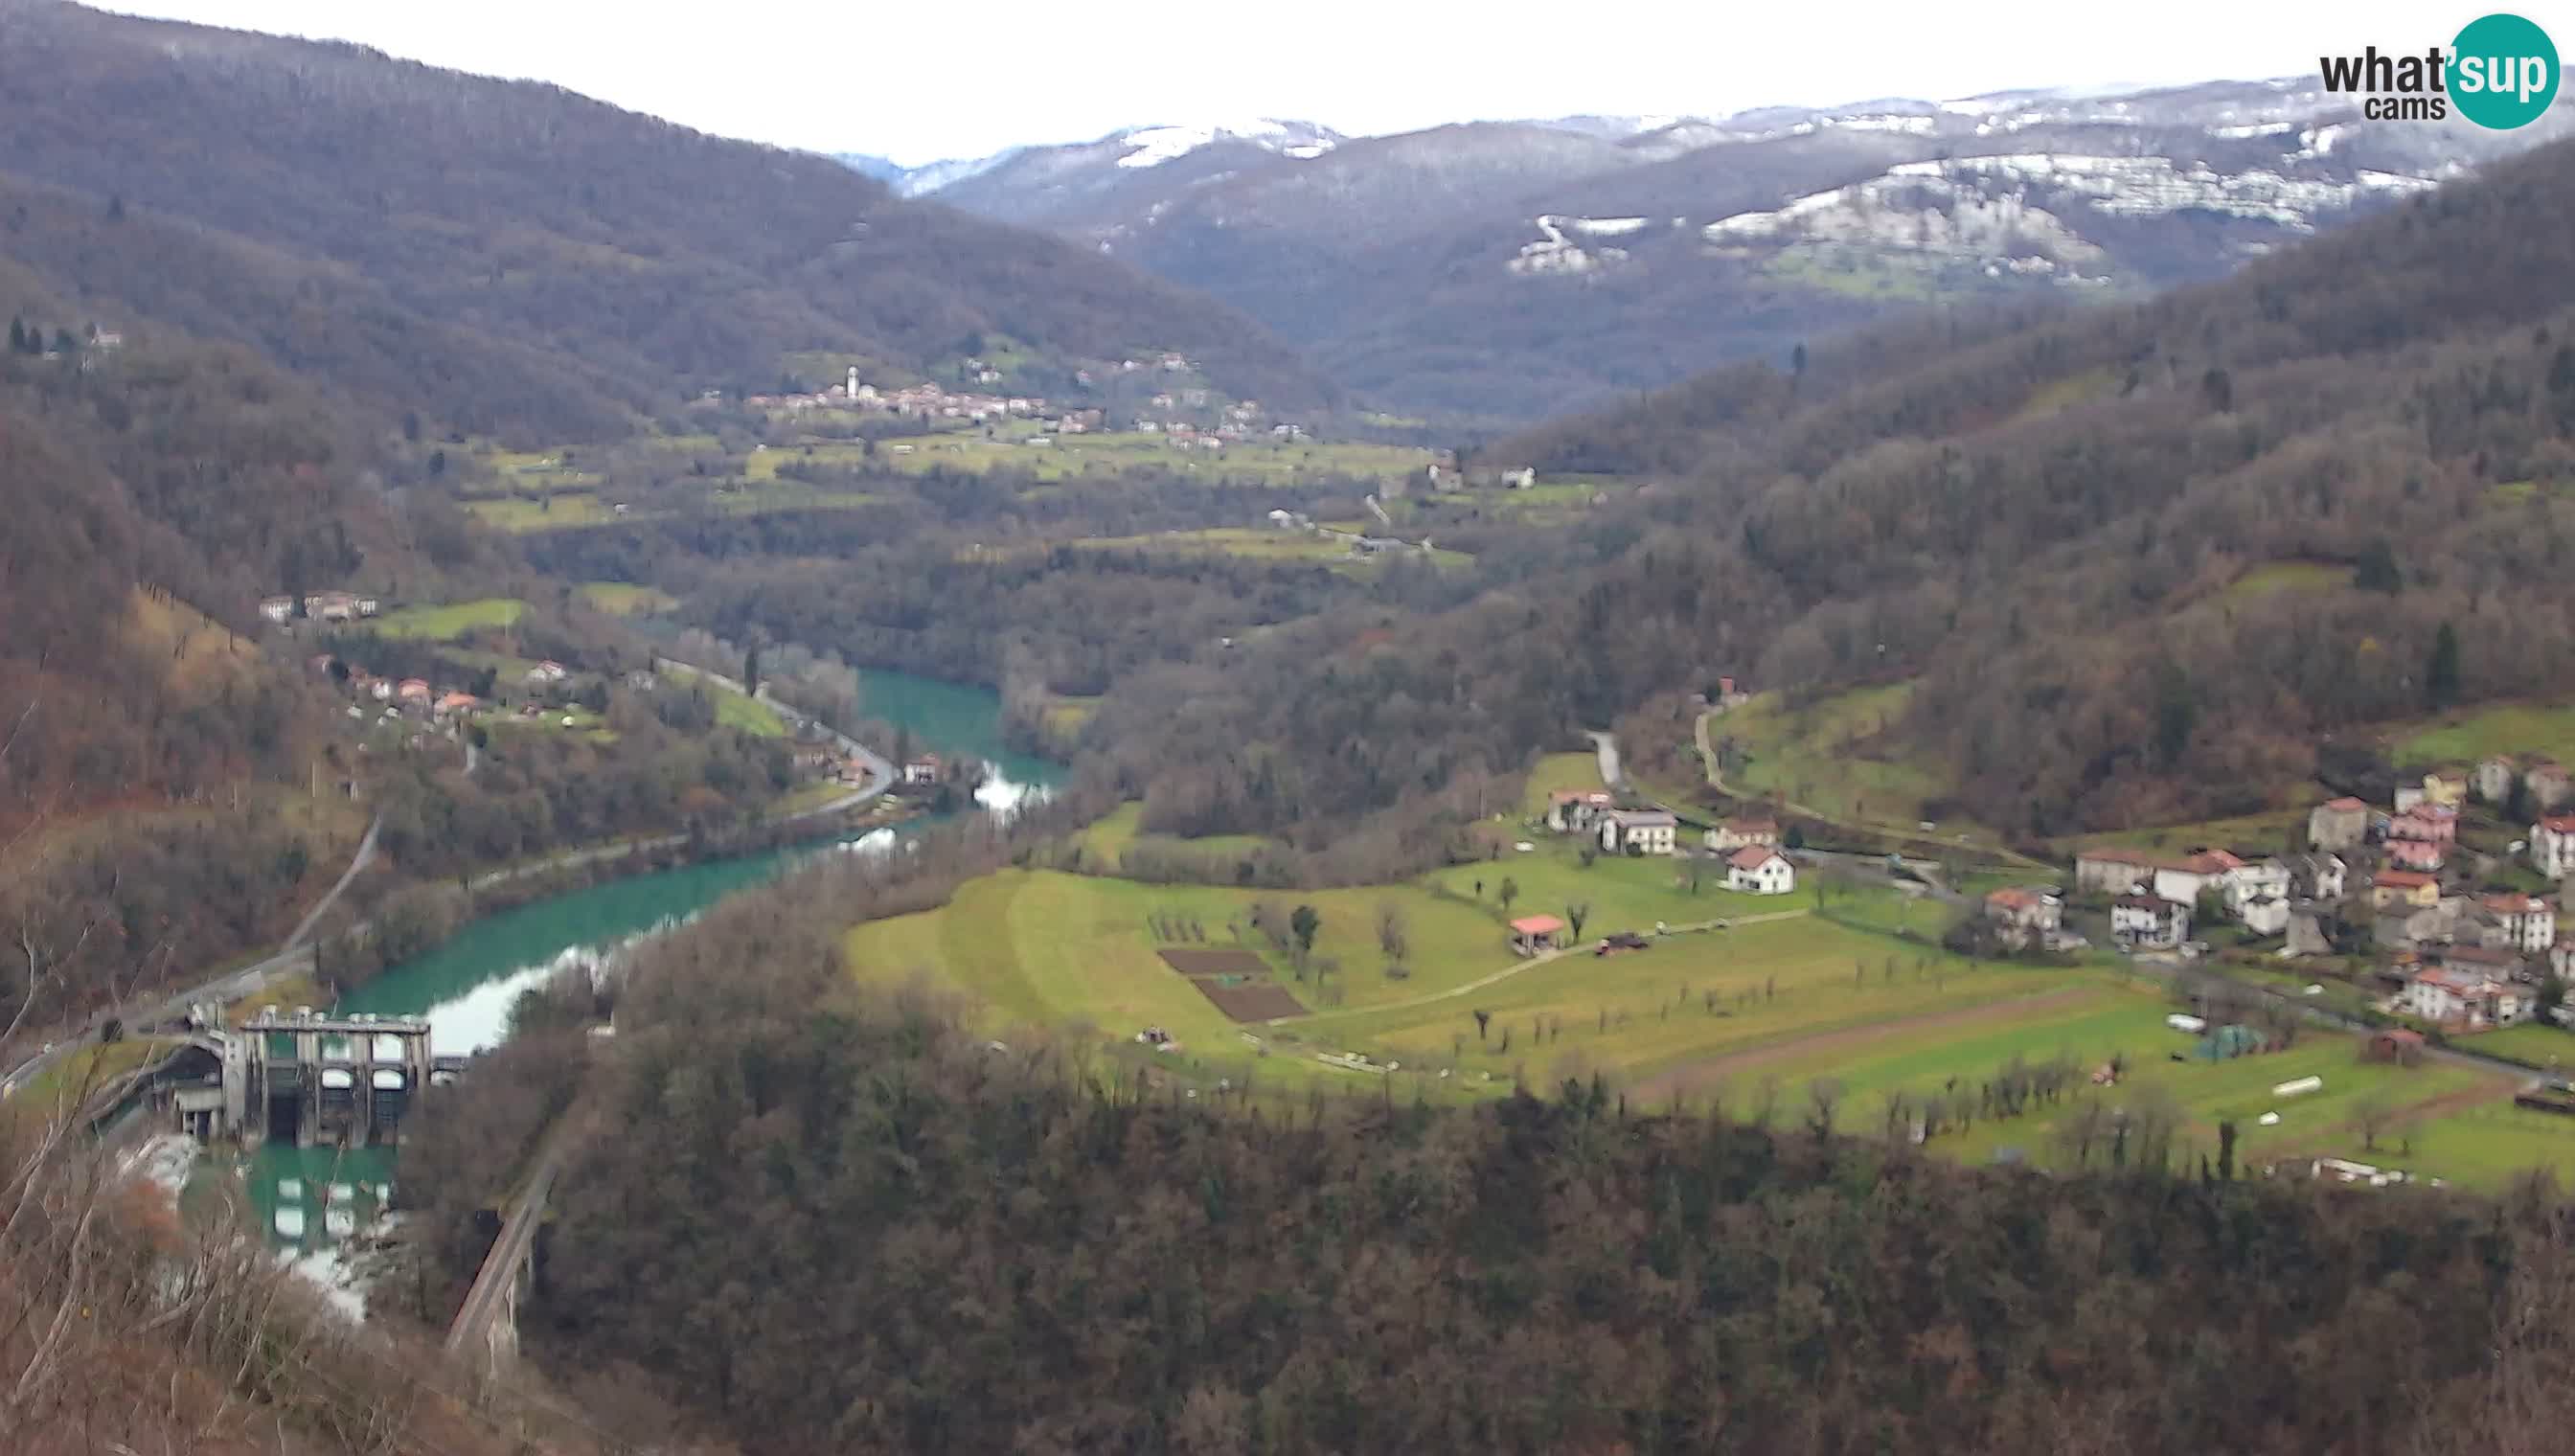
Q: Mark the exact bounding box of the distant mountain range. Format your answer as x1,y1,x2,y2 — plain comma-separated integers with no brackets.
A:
855,84,2570,423
0,0,1336,437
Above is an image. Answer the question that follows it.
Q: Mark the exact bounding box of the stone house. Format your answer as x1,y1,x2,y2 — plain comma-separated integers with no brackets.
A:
2308,797,2370,852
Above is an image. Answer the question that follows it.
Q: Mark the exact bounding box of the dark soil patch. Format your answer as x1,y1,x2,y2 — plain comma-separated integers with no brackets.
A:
1195,981,1307,1021
1158,947,1268,977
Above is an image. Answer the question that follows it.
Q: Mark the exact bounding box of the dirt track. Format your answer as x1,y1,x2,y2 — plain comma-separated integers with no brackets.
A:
1630,985,2102,1105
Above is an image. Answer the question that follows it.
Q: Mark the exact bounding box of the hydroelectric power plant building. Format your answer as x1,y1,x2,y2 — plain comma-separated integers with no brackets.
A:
163,1006,450,1149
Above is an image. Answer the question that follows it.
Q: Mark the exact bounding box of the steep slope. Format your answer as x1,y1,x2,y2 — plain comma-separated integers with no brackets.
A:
1082,138,2575,848
0,0,1335,435
920,82,2565,422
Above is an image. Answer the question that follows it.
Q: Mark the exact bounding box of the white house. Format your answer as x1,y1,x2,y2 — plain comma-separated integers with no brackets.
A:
2221,859,2291,916
2153,850,2244,909
2404,967,2526,1029
2535,815,2575,879
1703,816,1780,853
2475,755,2520,804
2284,852,2347,901
1599,809,1678,856
2239,894,2290,938
258,595,294,624
2110,893,2189,950
2482,893,2559,954
902,755,941,785
1726,846,1795,895
1546,790,1614,834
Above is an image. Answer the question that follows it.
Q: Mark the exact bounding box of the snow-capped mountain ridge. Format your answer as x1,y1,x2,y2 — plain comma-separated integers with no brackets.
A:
841,77,2565,424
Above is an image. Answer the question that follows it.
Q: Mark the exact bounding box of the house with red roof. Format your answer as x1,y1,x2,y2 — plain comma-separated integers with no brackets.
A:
2404,966,2525,1029
2484,893,2559,954
2153,850,2245,908
2384,836,2447,873
1726,846,1795,896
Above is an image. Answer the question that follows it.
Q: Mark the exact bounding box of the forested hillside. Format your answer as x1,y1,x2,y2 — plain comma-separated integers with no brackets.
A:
0,0,1333,437
449,844,2575,1456
1080,136,2575,850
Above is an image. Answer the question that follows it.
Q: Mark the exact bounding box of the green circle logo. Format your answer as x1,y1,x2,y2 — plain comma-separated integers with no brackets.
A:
2451,12,2560,128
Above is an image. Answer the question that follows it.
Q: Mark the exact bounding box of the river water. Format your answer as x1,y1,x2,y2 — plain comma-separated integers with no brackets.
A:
239,668,1060,1256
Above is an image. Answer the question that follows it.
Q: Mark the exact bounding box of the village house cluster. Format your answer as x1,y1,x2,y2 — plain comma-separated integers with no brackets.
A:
2070,762,2574,1033
258,589,379,626
1540,792,1798,897
728,357,1304,457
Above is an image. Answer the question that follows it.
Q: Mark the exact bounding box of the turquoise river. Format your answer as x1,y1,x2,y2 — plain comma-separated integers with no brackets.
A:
233,668,1061,1258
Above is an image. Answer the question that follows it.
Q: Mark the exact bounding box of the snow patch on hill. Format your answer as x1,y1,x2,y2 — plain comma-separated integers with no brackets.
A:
1510,216,1636,275
1699,152,2445,266
1896,153,2438,227
1115,120,1340,169
1702,174,2106,265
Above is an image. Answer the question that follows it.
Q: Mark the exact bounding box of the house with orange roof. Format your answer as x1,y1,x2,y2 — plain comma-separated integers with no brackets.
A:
1982,886,2062,947
2369,869,2441,911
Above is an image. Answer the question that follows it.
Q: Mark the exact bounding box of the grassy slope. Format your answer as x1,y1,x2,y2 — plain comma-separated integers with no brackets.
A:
1519,751,1607,817
1712,684,1974,833
374,598,527,641
579,581,679,615
1071,803,1272,871
2397,702,2575,767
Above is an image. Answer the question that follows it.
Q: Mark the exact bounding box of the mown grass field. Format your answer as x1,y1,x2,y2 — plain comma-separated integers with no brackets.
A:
579,581,678,615
846,869,1523,1094
464,494,613,531
2313,1101,2575,1189
2454,1021,2575,1069
373,598,526,641
832,847,2575,1178
1313,913,2058,1091
2216,560,2355,603
1070,803,1275,872
2396,701,2575,767
1424,837,1789,940
877,430,1431,486
656,663,787,738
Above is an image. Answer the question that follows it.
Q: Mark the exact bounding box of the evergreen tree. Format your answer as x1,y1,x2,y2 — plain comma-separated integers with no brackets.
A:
2427,621,2462,708
2354,537,2403,593
6,317,22,353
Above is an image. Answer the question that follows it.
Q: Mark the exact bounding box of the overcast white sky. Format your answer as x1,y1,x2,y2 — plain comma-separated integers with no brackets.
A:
103,1,2540,164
